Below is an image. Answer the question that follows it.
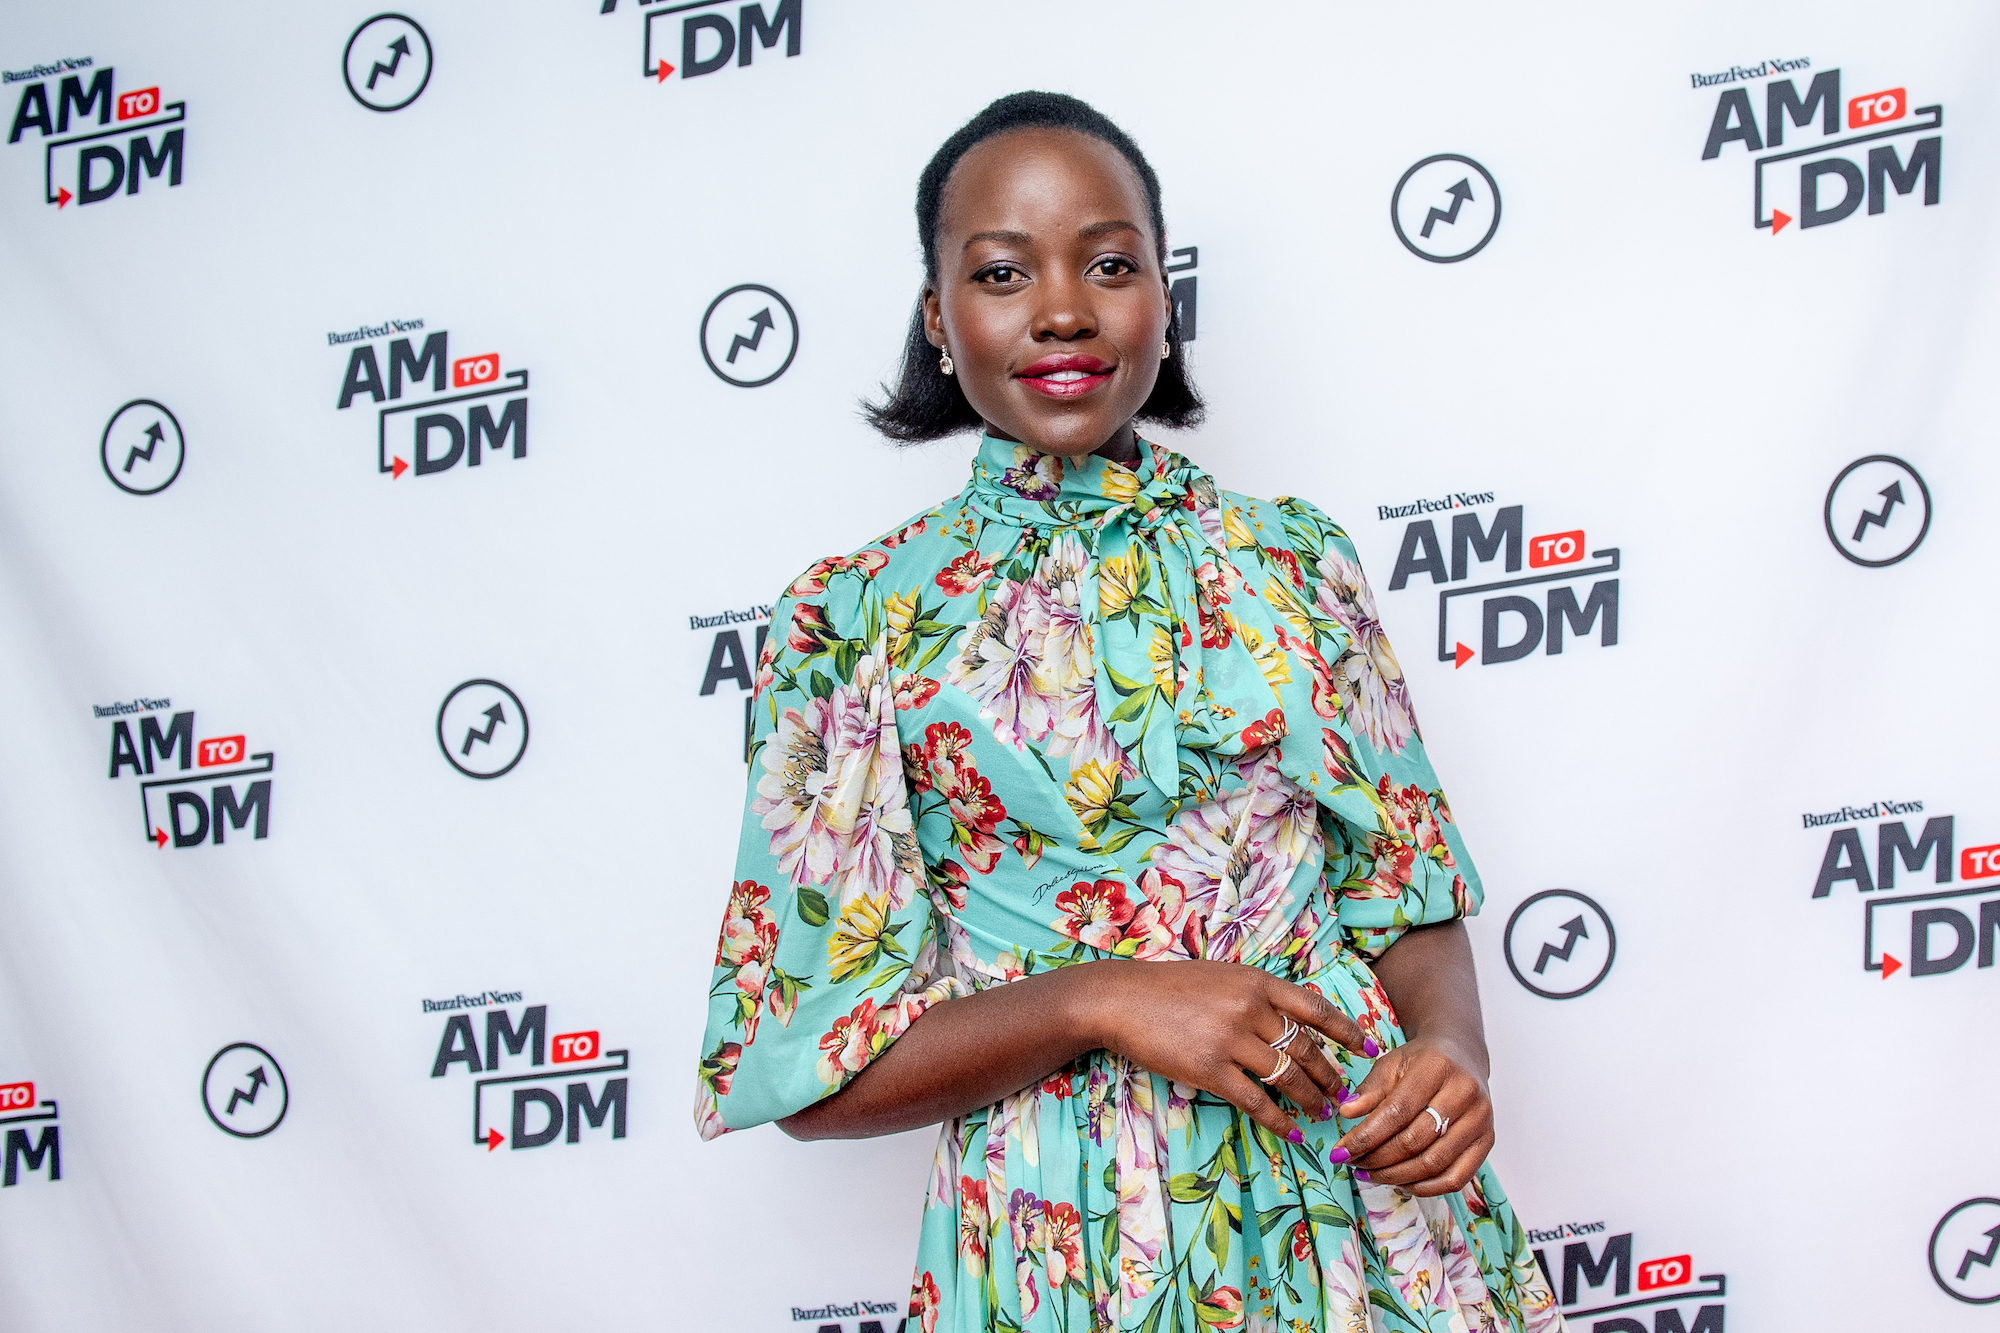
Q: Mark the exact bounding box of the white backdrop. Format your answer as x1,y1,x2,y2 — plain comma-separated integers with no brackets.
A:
3,2,1997,1330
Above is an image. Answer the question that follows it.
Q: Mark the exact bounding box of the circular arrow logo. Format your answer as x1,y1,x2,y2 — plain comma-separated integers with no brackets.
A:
700,284,799,387
437,679,528,779
344,14,433,112
1825,455,1930,567
1930,1198,2000,1304
202,1042,289,1138
1391,155,1502,263
100,400,184,496
1503,889,1616,999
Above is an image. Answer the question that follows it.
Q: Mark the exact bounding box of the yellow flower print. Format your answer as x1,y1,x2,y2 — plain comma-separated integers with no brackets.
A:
1099,551,1139,618
1239,624,1293,688
827,893,894,983
1064,759,1120,838
884,589,919,665
1223,504,1256,550
1147,625,1180,699
1263,573,1319,639
1100,461,1140,503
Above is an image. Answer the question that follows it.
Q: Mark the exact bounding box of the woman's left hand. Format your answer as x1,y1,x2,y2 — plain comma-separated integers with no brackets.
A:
1328,1033,1494,1197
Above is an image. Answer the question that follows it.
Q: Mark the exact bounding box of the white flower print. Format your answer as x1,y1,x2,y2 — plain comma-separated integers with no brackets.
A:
1314,546,1418,753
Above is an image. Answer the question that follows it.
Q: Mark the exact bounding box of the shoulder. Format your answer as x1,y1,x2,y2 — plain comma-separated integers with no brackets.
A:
1201,482,1364,582
776,498,962,601
1260,493,1365,569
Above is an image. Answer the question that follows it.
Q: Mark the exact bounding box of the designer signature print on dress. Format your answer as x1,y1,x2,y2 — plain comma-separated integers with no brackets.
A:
1030,864,1124,905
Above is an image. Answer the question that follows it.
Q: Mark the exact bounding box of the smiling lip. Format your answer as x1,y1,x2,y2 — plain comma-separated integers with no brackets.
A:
1017,353,1114,400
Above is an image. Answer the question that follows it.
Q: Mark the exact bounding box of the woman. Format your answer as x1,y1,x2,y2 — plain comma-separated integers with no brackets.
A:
696,91,1564,1333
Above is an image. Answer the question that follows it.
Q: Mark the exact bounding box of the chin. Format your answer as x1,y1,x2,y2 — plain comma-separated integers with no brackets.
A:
1002,403,1133,458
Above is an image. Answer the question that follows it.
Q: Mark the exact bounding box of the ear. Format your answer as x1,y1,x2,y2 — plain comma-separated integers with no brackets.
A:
921,285,945,349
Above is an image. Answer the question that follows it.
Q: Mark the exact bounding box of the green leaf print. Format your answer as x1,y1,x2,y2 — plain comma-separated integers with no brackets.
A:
1204,1198,1230,1268
795,886,829,926
1306,1202,1354,1230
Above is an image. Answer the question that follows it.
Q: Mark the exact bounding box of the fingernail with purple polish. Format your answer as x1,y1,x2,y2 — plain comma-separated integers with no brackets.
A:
1321,1102,1335,1120
1327,1146,1351,1164
1362,1038,1381,1058
1337,1088,1359,1105
1288,1128,1305,1145
1355,1169,1371,1182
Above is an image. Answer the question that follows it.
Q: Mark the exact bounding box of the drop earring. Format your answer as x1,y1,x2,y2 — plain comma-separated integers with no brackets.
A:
939,345,955,376
1160,341,1171,359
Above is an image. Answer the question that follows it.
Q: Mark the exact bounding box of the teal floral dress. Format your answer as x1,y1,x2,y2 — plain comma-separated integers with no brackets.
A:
696,434,1565,1333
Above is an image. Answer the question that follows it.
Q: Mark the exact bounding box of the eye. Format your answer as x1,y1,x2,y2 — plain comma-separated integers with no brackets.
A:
1089,256,1139,278
976,264,1026,285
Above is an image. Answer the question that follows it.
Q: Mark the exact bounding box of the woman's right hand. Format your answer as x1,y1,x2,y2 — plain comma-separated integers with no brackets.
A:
1075,959,1370,1145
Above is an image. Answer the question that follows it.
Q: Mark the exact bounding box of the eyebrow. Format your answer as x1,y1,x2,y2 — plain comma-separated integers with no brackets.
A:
964,229,1032,250
961,220,1145,252
1077,219,1142,241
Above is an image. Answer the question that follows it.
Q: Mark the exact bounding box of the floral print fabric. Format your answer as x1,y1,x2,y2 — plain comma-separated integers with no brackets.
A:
697,434,1563,1333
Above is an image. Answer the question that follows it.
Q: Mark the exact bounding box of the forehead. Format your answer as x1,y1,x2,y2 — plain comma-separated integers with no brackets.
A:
937,127,1153,244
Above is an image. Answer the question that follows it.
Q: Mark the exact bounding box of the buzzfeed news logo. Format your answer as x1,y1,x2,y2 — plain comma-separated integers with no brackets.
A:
1381,502,1620,670
427,997,629,1152
332,322,529,480
1805,799,1999,980
6,59,185,209
98,697,273,849
1529,1220,1727,1332
1,1078,60,1189
600,0,801,85
1696,61,1941,235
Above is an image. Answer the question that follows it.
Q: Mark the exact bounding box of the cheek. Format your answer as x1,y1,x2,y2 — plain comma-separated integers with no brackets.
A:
938,293,1017,362
1103,287,1171,348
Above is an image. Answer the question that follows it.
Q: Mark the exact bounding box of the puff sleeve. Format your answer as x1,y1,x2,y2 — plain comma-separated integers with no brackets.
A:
1264,497,1483,961
693,558,964,1139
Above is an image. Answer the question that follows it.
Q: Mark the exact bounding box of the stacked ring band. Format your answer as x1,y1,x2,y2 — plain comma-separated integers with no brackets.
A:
1260,1050,1294,1084
1425,1106,1449,1137
1270,1016,1302,1053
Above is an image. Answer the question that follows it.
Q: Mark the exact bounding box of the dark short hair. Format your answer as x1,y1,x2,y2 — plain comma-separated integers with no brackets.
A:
863,91,1204,443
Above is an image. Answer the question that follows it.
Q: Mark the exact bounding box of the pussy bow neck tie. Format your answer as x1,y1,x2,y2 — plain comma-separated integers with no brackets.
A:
963,433,1345,802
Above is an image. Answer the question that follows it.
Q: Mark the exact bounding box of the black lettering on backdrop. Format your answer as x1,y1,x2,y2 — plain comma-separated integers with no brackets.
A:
1389,521,1449,590
1813,827,1874,897
1800,158,1863,229
3,1127,59,1185
57,71,112,131
468,399,527,463
414,415,464,475
1879,816,1953,889
1869,138,1940,213
1482,596,1542,665
141,711,193,773
390,333,447,398
1451,506,1522,581
1561,1232,1631,1304
431,1015,481,1076
486,1005,547,1068
702,632,754,695
1911,908,1973,977
1767,70,1840,145
1547,582,1618,653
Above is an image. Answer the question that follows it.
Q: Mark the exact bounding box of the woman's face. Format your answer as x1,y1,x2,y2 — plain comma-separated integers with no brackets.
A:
924,128,1172,460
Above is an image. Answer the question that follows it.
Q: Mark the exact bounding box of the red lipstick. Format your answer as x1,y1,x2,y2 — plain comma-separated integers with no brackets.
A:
1016,353,1114,399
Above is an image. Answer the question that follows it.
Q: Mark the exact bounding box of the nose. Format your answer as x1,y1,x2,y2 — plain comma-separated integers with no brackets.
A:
1031,269,1096,343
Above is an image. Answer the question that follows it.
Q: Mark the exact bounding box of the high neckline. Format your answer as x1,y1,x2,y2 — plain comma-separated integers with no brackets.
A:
968,432,1191,528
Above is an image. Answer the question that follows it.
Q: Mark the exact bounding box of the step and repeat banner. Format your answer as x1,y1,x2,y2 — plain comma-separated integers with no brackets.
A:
2,2,1995,1329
